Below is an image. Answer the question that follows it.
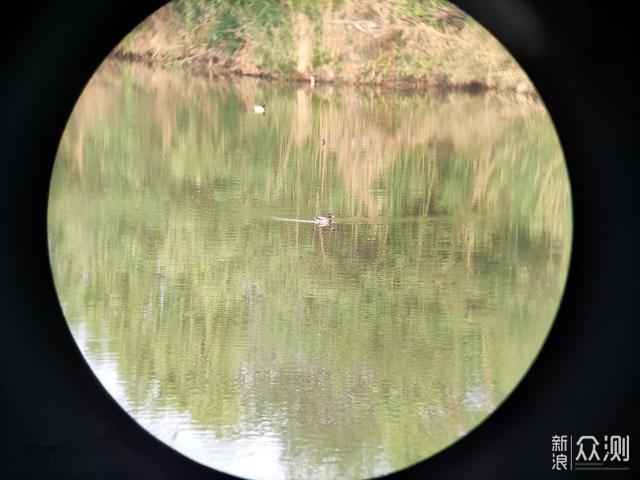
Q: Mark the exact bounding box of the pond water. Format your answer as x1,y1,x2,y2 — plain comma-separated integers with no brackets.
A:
48,61,571,479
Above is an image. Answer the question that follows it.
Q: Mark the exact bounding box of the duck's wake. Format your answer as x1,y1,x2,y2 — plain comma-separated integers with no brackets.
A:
271,216,317,224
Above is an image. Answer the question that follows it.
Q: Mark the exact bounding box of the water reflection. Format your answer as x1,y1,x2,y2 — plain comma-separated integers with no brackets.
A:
48,60,571,479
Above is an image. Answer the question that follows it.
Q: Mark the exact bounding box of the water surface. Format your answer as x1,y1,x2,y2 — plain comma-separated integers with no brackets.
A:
48,61,571,479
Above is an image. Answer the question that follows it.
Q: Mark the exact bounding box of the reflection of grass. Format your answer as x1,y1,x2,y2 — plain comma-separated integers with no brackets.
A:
118,0,534,93
48,62,571,477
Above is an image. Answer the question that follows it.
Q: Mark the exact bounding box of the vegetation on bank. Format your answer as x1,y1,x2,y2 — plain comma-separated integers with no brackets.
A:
115,0,535,93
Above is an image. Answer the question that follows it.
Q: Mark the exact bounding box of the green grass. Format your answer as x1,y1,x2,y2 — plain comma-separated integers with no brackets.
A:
116,0,533,92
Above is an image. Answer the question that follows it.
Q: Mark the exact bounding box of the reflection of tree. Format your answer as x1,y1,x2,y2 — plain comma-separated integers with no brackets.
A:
48,62,571,478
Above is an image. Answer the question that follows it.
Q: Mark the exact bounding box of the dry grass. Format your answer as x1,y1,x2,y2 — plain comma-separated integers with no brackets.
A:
114,0,535,94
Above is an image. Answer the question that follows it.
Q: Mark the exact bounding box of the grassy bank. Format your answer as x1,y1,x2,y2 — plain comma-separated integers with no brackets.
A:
114,0,535,94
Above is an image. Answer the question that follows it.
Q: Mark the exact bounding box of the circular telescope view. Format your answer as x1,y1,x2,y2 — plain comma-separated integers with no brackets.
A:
48,1,572,479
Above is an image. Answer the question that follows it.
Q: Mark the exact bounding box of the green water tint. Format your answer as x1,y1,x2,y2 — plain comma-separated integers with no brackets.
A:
48,61,571,479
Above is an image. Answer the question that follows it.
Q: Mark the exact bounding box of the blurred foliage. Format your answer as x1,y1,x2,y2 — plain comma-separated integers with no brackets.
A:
119,0,532,91
175,0,295,71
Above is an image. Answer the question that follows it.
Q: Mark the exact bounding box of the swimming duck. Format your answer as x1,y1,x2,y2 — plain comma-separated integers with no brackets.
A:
314,213,334,226
254,104,266,114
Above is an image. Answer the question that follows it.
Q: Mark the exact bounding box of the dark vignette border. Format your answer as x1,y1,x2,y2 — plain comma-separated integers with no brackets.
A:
0,1,637,479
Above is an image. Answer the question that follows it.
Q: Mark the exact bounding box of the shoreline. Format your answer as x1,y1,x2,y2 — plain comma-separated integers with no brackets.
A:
111,49,536,98
112,1,538,99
